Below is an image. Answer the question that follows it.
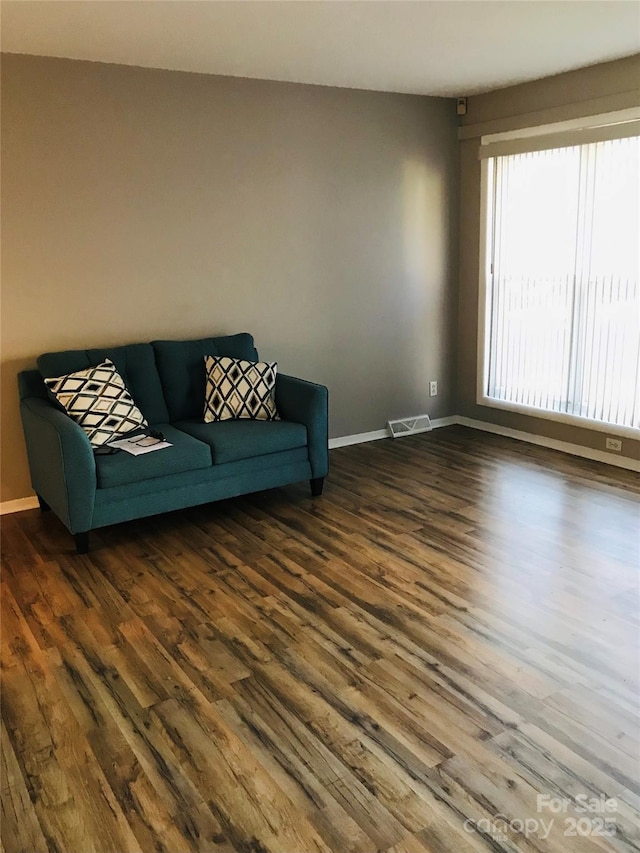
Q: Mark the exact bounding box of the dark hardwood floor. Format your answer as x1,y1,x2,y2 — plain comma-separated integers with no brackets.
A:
2,426,639,853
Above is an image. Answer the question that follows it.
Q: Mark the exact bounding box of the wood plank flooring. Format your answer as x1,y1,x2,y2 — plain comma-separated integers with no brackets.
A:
2,425,639,853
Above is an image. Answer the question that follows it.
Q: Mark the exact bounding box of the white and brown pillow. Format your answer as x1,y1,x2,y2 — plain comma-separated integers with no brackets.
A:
204,355,279,422
44,359,147,447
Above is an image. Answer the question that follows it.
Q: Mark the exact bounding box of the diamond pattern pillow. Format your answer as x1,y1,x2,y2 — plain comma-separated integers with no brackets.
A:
44,359,148,447
204,355,280,422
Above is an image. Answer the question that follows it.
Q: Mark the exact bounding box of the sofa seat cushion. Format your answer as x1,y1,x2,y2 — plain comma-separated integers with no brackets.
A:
96,424,212,489
175,419,307,465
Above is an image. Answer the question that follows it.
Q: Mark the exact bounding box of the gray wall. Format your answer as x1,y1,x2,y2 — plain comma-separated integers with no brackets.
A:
457,54,640,463
1,54,459,502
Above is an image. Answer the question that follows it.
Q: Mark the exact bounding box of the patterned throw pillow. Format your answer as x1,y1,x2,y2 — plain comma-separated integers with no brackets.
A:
44,359,148,447
204,355,280,422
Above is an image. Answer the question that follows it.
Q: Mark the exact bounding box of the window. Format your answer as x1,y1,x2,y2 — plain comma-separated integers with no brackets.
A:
479,118,640,436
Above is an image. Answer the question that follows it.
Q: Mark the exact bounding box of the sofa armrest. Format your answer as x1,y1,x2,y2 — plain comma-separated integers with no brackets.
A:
20,397,97,533
275,374,329,479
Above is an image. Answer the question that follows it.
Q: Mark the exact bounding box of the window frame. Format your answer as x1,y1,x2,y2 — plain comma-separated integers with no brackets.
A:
476,111,640,441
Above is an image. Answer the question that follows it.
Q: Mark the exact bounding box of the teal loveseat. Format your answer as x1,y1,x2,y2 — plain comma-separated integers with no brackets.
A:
19,333,328,553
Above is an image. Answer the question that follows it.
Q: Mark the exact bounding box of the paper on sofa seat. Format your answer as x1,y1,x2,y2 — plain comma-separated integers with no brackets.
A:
107,435,173,456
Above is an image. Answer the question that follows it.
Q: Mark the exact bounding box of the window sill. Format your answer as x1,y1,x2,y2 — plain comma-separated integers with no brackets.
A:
477,395,640,441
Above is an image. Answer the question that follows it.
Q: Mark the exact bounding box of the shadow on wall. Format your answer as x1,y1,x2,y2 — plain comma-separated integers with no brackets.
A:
1,356,37,501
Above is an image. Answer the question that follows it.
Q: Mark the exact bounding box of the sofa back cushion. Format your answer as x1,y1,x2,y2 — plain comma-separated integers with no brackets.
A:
152,333,258,422
37,343,170,425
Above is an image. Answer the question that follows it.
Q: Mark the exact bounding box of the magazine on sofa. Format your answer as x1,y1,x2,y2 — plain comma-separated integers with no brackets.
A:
108,435,173,456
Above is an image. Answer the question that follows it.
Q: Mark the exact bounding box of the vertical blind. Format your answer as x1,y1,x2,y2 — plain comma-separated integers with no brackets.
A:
486,135,640,430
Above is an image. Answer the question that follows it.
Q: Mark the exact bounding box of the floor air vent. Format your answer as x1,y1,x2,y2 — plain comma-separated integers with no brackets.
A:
387,414,432,439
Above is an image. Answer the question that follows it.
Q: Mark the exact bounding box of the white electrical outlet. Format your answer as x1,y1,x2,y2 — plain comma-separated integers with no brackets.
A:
429,380,438,397
605,437,622,452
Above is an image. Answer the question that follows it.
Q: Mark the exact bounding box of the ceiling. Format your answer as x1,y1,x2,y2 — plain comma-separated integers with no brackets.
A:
2,1,639,97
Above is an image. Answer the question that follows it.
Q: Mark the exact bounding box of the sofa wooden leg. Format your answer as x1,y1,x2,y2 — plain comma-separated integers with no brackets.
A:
37,494,51,512
74,532,90,554
310,477,324,497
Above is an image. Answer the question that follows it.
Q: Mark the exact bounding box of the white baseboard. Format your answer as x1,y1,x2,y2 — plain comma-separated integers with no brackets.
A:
328,416,458,450
430,416,459,430
0,496,39,515
456,416,640,472
2,414,635,515
329,429,389,449
328,415,639,472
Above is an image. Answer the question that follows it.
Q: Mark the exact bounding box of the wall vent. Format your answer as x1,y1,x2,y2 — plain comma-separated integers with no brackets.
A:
387,414,432,439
